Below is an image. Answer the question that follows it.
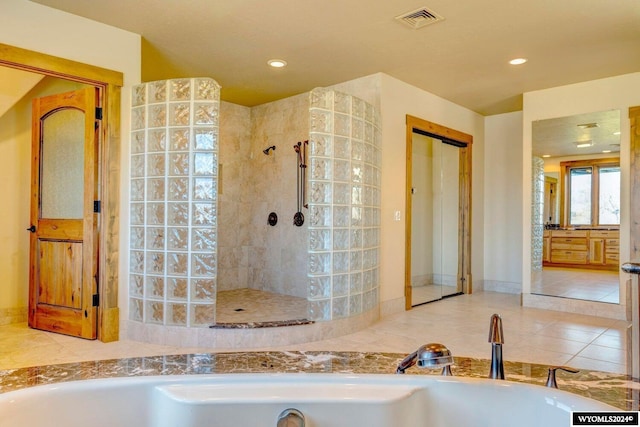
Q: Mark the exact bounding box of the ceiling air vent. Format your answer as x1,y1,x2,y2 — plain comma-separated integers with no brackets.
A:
395,6,445,29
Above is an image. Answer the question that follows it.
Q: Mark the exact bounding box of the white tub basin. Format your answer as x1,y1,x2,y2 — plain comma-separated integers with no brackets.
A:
0,373,617,427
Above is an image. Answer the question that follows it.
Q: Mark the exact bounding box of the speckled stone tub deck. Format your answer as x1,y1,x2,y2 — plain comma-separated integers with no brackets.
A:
1,352,638,410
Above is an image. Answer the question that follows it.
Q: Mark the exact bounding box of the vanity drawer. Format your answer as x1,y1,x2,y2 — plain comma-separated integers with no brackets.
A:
551,250,588,264
605,253,619,265
590,230,619,239
605,239,619,250
551,230,588,238
551,238,588,250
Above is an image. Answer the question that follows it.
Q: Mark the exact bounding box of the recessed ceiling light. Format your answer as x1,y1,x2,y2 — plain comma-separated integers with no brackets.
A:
509,58,527,65
613,131,621,135
542,154,551,158
602,150,612,153
575,141,593,148
267,59,287,68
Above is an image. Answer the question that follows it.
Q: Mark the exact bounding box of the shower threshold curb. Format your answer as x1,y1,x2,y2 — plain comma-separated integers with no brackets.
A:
210,318,315,329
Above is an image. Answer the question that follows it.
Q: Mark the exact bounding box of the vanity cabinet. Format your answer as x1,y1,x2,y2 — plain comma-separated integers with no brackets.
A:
544,229,618,270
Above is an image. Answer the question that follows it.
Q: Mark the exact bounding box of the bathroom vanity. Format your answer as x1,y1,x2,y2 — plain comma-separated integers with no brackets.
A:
543,229,619,269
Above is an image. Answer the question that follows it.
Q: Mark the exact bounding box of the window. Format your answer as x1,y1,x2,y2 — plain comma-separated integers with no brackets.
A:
562,159,620,226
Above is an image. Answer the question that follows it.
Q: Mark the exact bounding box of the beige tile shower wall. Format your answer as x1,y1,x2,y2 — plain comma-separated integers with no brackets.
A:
217,102,251,291
248,94,310,298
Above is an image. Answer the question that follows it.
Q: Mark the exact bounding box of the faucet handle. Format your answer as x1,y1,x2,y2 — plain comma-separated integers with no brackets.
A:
546,366,579,388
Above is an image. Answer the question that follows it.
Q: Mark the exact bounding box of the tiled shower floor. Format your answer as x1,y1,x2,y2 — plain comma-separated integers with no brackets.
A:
215,288,309,324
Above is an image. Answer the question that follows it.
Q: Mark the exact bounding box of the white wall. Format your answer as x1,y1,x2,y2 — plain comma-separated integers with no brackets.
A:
522,72,640,315
0,0,141,327
483,112,523,290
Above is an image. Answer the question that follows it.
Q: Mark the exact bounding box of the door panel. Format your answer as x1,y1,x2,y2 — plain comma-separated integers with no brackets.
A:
28,87,98,339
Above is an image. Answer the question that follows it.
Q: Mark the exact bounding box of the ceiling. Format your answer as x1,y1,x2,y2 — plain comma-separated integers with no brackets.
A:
29,0,640,116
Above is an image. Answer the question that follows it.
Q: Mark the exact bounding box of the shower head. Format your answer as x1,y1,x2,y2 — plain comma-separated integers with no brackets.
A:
263,145,276,155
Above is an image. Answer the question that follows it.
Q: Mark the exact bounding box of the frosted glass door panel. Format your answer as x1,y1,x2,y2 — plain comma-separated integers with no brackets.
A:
41,108,85,219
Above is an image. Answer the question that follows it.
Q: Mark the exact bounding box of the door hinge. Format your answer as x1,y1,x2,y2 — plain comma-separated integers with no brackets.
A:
92,294,99,307
95,107,103,120
94,200,101,213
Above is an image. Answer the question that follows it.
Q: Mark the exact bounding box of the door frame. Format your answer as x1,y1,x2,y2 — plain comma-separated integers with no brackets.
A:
0,43,122,342
405,115,473,310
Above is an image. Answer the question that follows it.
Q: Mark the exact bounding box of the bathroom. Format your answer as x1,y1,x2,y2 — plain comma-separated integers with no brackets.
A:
1,0,640,422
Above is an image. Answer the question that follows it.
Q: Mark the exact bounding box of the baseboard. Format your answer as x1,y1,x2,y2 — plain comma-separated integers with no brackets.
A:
0,307,27,326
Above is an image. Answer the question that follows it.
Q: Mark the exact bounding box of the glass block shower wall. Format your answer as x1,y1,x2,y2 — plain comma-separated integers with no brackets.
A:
308,88,382,321
129,78,220,327
531,156,545,272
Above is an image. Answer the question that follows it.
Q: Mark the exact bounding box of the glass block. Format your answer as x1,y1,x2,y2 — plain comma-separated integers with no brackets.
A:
131,131,145,154
129,298,143,321
192,203,216,225
349,294,362,316
130,179,144,201
351,207,362,227
309,276,330,299
195,78,220,101
167,252,188,275
309,134,332,157
333,229,349,250
350,272,363,293
334,113,350,137
130,226,144,249
194,103,218,125
364,102,375,123
167,277,188,300
364,143,374,164
194,152,216,175
311,157,331,181
146,227,165,250
191,303,215,327
334,91,351,113
167,202,189,226
333,183,350,205
130,203,144,225
193,177,215,200
131,106,145,131
352,118,364,140
130,250,144,273
352,97,365,119
146,301,164,324
310,110,331,133
132,84,146,107
364,122,374,144
332,251,349,273
352,140,363,161
148,129,166,152
168,177,189,201
146,251,165,274
332,297,348,319
350,251,363,271
147,154,166,177
169,153,190,176
333,206,349,227
145,275,165,299
192,278,216,301
309,88,331,109
310,181,331,204
170,79,191,101
351,229,363,249
150,80,167,103
363,269,373,291
149,104,167,128
309,252,330,275
192,227,216,251
146,203,165,225
130,154,145,177
167,227,188,250
194,129,216,150
333,274,348,297
309,205,331,227
170,128,190,151
167,303,187,326
147,178,166,201
309,299,330,321
130,274,143,296
191,253,216,276
309,229,331,251
334,136,350,160
333,159,350,182
351,185,363,205
170,103,190,126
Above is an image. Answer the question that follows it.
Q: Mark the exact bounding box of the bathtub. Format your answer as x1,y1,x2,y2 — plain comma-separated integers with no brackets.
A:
0,373,617,426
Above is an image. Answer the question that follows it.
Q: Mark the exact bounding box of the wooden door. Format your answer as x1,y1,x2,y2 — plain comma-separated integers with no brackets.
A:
28,87,99,339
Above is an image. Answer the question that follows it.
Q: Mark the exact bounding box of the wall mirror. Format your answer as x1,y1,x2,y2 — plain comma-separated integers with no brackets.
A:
531,109,621,303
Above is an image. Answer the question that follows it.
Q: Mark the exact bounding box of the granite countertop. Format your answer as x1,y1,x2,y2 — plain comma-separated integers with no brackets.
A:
0,351,638,410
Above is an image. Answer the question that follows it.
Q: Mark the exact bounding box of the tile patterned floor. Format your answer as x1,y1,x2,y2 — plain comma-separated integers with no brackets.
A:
216,288,309,323
0,291,629,375
533,267,620,303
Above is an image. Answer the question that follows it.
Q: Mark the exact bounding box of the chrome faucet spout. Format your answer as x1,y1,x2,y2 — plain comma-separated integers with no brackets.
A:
396,343,454,375
488,313,505,380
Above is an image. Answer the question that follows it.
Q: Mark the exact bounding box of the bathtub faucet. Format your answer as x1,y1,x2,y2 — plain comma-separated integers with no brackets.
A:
396,343,454,375
277,408,305,427
488,313,505,380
